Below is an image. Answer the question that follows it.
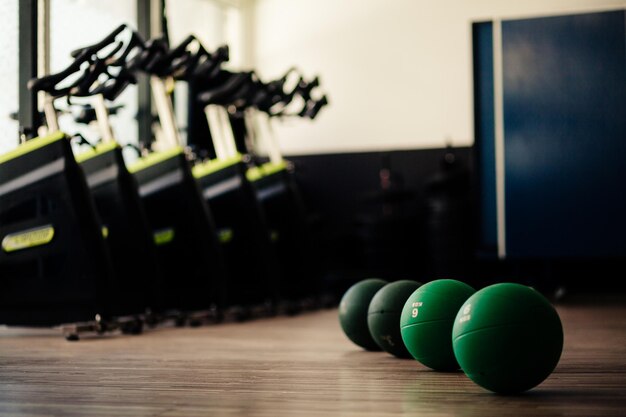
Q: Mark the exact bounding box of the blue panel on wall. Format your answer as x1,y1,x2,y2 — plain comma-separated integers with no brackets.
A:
472,22,498,255
501,10,626,258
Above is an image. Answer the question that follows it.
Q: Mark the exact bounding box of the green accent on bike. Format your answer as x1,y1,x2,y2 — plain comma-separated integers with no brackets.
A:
261,160,288,177
127,147,184,173
218,228,234,243
246,160,288,182
192,154,243,179
75,141,119,163
0,132,66,165
2,225,55,253
153,228,175,245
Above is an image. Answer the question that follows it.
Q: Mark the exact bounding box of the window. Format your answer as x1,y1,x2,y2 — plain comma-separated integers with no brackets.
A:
0,0,247,155
0,0,19,155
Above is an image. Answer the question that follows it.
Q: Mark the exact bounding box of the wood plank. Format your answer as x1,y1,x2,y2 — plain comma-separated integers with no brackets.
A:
0,303,625,416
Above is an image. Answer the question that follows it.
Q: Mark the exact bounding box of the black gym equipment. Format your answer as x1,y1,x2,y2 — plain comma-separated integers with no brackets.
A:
1,21,331,334
57,27,162,330
123,35,230,323
191,67,329,312
164,44,280,318
256,72,328,307
0,131,116,328
2,25,161,338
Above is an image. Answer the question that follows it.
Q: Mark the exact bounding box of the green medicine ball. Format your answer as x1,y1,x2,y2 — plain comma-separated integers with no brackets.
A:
400,279,475,371
339,278,388,350
452,283,563,394
367,280,422,358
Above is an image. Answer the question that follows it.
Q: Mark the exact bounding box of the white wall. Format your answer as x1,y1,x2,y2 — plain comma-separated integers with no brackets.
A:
252,0,626,155
0,1,138,156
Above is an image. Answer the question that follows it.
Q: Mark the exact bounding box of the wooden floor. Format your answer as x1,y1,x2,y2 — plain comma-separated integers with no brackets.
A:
0,302,625,417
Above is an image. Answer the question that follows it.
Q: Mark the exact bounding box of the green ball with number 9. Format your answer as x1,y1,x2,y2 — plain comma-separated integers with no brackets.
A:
400,279,476,371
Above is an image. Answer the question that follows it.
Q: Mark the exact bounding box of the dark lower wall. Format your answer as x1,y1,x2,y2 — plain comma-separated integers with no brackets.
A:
288,146,626,298
288,146,476,294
